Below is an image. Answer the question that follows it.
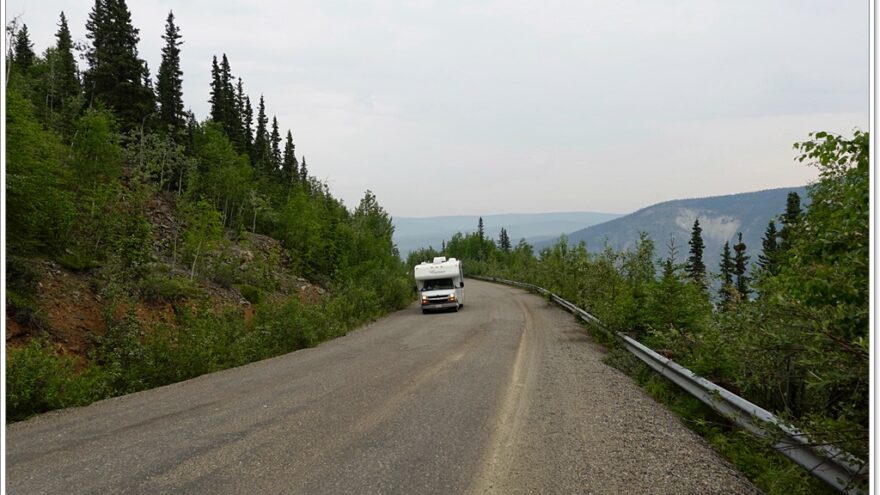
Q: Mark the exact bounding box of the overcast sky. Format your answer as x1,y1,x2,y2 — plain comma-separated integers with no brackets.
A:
6,0,869,217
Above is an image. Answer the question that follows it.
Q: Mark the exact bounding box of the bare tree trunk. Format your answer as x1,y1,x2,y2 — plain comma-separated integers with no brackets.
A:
172,230,178,269
190,239,203,280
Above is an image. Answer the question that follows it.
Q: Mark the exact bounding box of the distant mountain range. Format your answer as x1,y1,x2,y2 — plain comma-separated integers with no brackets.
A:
534,186,810,265
392,212,623,257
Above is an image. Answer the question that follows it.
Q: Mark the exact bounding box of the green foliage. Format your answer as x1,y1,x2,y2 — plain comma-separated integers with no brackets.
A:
13,23,35,70
497,227,511,252
92,311,147,394
180,199,224,279
140,269,199,302
188,122,253,226
6,257,48,329
53,12,81,111
236,284,263,304
718,241,736,308
685,218,706,288
6,87,75,255
156,11,184,134
732,232,751,298
84,0,155,131
6,339,104,422
757,220,780,276
124,122,194,193
70,108,124,187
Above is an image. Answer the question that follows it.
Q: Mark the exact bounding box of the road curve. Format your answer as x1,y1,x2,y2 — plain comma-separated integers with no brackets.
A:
6,280,758,494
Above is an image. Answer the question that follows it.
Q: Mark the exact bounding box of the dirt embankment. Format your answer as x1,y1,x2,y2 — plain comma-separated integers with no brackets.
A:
6,192,325,362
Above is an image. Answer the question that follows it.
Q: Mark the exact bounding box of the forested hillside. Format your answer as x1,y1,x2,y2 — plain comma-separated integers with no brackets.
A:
393,211,622,257
533,187,809,268
411,130,869,492
6,2,410,421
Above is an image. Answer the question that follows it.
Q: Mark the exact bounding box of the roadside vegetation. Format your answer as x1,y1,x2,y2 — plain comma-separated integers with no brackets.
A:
6,3,411,421
411,130,869,494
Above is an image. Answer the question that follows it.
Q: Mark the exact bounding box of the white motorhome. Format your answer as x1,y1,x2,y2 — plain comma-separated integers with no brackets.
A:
414,257,465,314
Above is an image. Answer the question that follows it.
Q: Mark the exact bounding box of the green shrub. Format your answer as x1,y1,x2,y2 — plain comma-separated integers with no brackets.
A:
91,312,147,395
56,250,101,271
6,339,104,421
236,284,263,304
6,256,41,295
141,272,199,302
6,289,47,329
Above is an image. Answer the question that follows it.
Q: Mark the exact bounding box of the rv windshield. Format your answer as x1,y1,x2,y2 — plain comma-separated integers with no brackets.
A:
422,278,454,291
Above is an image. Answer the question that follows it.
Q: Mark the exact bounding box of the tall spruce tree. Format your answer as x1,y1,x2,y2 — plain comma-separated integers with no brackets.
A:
733,232,750,299
282,130,298,184
235,78,250,153
270,116,282,173
84,0,155,130
54,12,80,105
498,228,511,252
156,11,184,134
478,217,485,241
718,241,735,306
757,220,780,274
219,54,240,145
253,95,269,169
243,94,254,160
13,24,35,70
209,56,224,123
299,156,309,189
685,218,706,288
779,191,802,250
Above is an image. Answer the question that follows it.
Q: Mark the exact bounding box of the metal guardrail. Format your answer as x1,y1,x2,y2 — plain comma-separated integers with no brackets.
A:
472,275,867,494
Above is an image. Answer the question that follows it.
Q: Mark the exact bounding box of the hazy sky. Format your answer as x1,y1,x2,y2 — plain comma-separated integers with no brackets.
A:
6,0,869,217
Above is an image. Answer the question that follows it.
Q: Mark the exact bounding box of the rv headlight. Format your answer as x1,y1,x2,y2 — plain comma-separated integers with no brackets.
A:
421,296,429,304
448,294,457,301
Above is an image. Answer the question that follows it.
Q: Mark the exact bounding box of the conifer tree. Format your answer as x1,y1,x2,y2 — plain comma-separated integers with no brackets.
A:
498,228,511,252
299,156,309,189
13,24,35,70
219,54,240,145
282,130,298,183
84,0,155,130
157,11,184,134
142,61,157,114
209,56,223,123
234,78,251,153
757,220,780,274
685,218,706,288
718,241,735,306
54,12,80,105
253,95,269,168
243,95,254,160
733,232,750,298
779,191,802,250
270,116,282,173
478,217,485,241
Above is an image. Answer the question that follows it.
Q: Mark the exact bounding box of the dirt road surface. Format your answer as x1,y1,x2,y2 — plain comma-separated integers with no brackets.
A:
6,280,758,494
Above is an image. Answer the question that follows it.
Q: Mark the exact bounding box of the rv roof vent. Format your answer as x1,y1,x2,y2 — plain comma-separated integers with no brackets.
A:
432,256,447,264
447,258,457,262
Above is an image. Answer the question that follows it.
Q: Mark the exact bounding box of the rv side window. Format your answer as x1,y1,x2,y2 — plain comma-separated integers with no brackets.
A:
423,278,454,291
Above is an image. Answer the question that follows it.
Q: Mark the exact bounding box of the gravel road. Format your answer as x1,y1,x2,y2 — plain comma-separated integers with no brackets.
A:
6,280,759,494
